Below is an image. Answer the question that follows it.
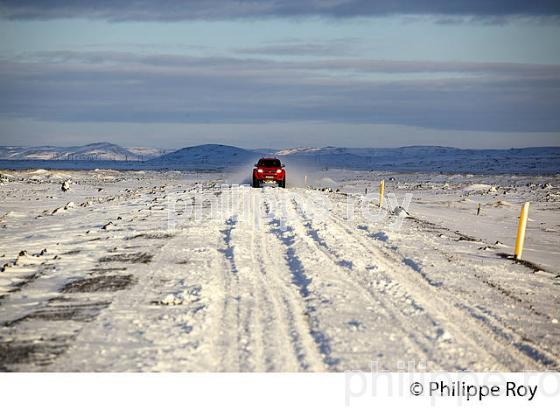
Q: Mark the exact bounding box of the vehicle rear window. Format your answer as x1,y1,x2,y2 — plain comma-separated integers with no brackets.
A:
258,159,281,167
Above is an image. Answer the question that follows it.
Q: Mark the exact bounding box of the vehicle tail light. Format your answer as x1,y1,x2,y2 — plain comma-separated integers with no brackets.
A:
257,169,263,173
276,169,282,173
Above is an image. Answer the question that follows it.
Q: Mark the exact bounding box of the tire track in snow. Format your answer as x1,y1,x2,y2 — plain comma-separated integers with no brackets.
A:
290,192,486,369
265,215,339,368
259,189,328,370
219,186,326,371
313,190,554,370
216,215,242,371
222,205,267,371
278,190,434,370
337,190,560,369
339,218,559,370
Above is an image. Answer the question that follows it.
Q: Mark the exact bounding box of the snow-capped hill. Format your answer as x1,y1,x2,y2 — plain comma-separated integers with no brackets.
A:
0,142,147,161
1,143,558,174
278,145,461,158
127,147,169,160
274,147,321,156
63,142,140,160
148,144,262,168
275,146,560,174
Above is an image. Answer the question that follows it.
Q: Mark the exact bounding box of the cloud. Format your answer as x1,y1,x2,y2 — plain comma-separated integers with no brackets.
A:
1,51,559,132
235,39,361,57
12,50,560,77
0,1,559,21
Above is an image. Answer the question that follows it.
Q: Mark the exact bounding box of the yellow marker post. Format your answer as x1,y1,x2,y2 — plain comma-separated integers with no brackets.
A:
379,180,385,208
514,202,530,260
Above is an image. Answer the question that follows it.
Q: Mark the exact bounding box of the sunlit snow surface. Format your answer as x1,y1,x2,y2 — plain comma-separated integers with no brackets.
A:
0,168,558,371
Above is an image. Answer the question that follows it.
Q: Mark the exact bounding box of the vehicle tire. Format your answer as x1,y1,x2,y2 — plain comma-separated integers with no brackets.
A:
279,178,286,188
252,176,260,188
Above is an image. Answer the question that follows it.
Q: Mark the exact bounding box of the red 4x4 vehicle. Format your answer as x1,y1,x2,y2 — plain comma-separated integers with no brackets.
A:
252,158,286,188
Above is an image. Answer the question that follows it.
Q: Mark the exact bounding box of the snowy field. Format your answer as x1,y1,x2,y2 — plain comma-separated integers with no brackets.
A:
0,168,559,371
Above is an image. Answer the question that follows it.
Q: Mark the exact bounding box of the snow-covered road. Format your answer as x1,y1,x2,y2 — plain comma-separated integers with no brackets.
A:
1,170,558,371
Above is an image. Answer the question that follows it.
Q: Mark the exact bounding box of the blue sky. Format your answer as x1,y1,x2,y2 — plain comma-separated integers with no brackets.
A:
0,1,559,149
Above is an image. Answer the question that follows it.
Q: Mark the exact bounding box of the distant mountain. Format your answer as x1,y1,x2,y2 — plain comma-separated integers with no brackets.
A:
127,147,170,159
274,147,322,156
272,145,560,174
1,142,558,174
148,144,560,173
148,144,262,168
0,142,161,161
